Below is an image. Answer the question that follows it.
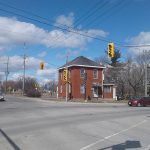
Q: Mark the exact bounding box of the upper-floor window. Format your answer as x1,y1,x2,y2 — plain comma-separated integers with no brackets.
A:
93,69,98,79
80,68,85,78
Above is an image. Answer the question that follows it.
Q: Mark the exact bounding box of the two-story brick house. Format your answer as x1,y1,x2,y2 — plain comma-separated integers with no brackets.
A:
58,56,116,100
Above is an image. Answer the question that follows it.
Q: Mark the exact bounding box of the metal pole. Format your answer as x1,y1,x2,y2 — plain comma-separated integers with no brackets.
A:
23,54,26,95
66,55,68,102
97,85,98,100
5,57,9,94
145,63,148,97
66,69,68,102
22,43,27,95
84,73,87,100
144,50,148,97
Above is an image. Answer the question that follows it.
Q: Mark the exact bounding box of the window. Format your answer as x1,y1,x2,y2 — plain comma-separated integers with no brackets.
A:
69,84,71,93
68,70,71,78
104,86,111,93
60,85,62,93
93,69,98,79
80,68,85,78
80,84,85,94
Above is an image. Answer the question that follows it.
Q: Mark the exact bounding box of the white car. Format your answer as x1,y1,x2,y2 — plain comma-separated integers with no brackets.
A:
0,92,4,101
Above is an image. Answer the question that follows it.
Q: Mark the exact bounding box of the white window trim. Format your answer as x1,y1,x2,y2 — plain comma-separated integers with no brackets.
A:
93,69,98,79
80,68,85,78
80,84,85,94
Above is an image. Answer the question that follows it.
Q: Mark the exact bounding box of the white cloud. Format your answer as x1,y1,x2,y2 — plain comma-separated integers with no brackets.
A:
129,32,150,53
0,55,58,82
37,68,57,76
10,73,35,81
11,73,22,79
0,16,108,50
38,51,47,57
55,13,74,27
36,68,58,81
0,56,44,72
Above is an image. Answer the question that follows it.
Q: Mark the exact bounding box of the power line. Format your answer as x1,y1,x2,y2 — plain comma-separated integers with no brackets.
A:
0,1,71,29
91,0,131,27
0,4,122,45
0,2,150,49
122,44,150,48
84,0,125,28
74,0,108,27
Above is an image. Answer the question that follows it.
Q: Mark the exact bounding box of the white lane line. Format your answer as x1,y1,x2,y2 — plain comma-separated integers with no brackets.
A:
80,120,147,150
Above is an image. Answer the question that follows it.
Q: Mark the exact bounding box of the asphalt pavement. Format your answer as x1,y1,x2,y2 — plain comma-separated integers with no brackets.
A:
0,95,150,150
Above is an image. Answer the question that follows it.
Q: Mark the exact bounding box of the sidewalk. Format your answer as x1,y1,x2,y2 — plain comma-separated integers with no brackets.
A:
7,94,128,104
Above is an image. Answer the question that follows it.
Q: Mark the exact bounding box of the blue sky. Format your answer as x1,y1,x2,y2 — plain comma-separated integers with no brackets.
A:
0,0,150,83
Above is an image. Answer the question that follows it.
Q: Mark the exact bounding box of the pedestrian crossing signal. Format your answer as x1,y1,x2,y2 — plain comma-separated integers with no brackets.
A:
108,42,115,58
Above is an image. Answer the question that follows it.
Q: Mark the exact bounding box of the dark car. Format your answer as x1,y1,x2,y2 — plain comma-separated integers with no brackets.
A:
0,91,5,101
128,96,150,107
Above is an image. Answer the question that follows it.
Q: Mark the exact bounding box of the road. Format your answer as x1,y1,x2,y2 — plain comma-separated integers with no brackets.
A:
0,95,150,150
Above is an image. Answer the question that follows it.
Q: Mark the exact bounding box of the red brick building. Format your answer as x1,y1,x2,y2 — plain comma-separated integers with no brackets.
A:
58,56,116,100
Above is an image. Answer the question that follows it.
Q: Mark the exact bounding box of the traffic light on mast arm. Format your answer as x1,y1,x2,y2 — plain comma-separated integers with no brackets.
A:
108,42,115,58
40,62,44,70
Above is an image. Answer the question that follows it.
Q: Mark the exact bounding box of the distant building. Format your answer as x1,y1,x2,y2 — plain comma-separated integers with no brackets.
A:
58,56,116,100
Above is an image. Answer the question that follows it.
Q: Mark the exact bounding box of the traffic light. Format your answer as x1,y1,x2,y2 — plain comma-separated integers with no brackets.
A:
63,69,68,82
40,62,44,70
108,42,115,58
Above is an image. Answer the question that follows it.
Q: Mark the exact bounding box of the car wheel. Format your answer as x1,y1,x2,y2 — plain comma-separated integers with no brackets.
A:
137,103,141,107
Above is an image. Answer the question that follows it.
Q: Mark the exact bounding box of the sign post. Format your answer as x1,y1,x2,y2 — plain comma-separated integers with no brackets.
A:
84,73,87,100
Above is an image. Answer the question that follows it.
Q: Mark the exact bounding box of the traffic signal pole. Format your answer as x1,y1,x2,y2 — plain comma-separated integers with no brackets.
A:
23,54,26,95
84,73,87,100
66,67,68,102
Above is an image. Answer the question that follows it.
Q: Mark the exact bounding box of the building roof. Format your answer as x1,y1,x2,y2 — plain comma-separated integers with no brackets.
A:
59,56,105,69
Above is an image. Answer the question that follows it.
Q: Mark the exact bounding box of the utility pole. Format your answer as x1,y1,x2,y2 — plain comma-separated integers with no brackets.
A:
22,43,27,95
66,54,68,102
144,50,148,97
5,57,9,94
84,73,87,100
145,63,148,97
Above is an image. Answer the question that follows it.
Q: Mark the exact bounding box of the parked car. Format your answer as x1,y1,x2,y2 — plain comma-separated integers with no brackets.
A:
128,96,150,107
0,92,5,101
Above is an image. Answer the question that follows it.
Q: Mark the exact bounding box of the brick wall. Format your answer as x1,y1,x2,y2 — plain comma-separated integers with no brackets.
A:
58,67,103,99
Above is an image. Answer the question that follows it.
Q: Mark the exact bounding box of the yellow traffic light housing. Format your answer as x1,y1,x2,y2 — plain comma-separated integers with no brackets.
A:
40,62,44,70
108,42,115,58
63,69,68,82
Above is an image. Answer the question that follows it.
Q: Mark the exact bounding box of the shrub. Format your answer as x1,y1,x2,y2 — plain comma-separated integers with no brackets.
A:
26,89,41,97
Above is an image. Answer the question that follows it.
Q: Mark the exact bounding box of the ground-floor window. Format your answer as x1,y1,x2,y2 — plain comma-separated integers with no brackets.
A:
80,84,85,94
60,85,62,93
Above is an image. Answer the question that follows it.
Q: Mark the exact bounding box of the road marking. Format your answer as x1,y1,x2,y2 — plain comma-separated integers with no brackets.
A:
80,120,147,150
